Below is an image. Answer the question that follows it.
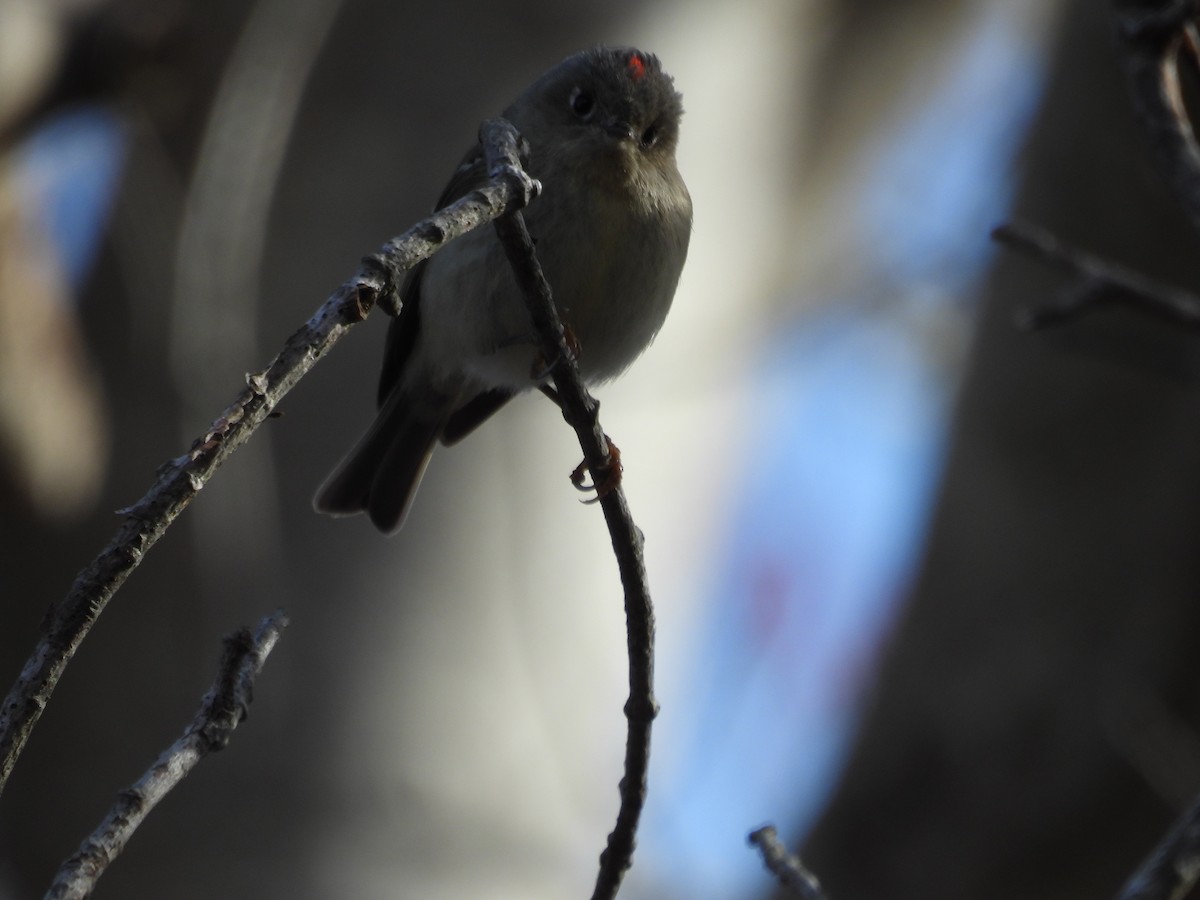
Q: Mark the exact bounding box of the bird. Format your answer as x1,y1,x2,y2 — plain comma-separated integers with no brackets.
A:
314,46,692,533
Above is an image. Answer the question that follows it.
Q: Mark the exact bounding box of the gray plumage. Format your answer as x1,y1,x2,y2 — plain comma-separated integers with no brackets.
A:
314,46,693,532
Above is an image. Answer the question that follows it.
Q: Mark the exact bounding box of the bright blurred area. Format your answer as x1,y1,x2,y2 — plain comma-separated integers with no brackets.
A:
7,2,1200,898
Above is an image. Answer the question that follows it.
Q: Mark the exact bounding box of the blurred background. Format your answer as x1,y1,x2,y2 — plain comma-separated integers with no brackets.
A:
4,1,1200,897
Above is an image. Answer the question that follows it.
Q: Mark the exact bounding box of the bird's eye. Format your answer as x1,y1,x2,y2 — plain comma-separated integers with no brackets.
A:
640,124,660,149
569,87,595,120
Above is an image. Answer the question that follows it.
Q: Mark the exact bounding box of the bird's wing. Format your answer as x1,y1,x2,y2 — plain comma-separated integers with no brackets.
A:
377,144,491,407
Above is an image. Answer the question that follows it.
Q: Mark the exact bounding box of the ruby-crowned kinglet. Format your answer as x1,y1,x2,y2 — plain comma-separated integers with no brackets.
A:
314,46,692,533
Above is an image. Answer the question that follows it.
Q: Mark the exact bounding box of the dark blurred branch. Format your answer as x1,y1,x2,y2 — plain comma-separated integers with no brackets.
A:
748,825,831,900
992,9,1200,325
1116,790,1200,900
43,611,288,900
0,124,536,798
992,5,1200,329
1006,7,1200,899
1114,0,1200,234
993,220,1200,327
486,119,658,900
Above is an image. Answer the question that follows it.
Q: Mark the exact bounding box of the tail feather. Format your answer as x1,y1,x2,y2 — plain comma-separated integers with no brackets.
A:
313,386,452,533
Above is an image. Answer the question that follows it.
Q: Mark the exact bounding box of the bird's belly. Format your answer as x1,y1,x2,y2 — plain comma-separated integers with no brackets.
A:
533,200,681,384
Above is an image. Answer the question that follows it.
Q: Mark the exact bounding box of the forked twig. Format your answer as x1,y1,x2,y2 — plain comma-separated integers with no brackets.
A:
43,611,288,900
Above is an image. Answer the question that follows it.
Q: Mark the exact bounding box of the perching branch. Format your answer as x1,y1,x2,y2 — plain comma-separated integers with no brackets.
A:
485,118,659,900
6,115,654,898
993,220,1200,328
0,120,536,797
43,611,288,900
748,825,831,900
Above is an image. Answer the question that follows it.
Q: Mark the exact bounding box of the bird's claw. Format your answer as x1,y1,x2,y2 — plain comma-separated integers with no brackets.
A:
570,436,622,503
530,324,582,382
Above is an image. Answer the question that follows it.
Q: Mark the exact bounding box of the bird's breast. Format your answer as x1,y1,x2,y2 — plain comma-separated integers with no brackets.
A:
527,162,690,383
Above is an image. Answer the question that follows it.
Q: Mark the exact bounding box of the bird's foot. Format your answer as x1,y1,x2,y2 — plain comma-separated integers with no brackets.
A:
571,435,622,503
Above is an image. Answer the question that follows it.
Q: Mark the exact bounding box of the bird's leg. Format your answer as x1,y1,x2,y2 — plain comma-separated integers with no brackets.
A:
536,380,623,502
570,437,623,503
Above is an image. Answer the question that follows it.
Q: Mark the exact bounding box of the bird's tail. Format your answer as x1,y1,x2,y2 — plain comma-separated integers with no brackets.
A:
313,385,453,534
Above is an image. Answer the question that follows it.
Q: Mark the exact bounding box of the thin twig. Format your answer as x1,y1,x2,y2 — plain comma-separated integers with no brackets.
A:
992,220,1200,327
1115,793,1200,900
43,610,289,900
748,825,831,900
0,124,535,797
485,119,658,900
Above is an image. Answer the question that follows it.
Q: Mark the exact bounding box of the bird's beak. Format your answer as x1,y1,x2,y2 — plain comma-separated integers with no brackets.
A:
603,118,636,142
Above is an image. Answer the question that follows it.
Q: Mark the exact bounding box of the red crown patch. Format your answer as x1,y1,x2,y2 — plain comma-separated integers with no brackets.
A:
627,53,647,81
